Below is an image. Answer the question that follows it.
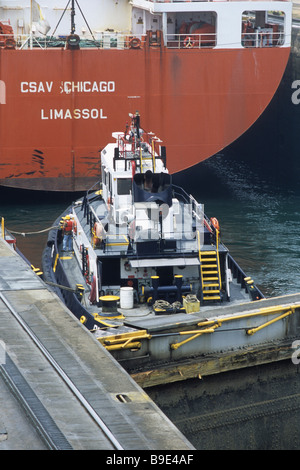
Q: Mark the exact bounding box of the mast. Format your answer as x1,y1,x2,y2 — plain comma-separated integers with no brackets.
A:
67,0,80,49
71,0,76,35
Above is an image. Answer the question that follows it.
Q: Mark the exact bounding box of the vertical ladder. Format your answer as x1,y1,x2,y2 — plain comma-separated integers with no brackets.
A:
197,230,222,303
200,250,221,302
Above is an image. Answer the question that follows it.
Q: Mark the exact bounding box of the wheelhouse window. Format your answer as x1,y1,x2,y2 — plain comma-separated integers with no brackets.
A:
117,178,132,195
242,11,285,48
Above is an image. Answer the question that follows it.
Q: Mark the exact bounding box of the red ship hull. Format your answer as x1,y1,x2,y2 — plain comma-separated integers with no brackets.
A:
0,46,290,191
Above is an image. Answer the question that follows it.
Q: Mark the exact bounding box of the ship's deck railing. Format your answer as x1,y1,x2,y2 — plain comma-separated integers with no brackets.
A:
147,0,290,2
0,33,148,50
172,184,205,231
117,132,161,162
241,30,285,47
166,33,216,48
166,29,284,48
0,30,285,50
81,198,199,256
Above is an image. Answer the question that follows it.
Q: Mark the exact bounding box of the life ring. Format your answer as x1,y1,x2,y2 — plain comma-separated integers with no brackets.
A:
129,37,141,49
210,217,220,232
5,38,16,49
73,220,77,235
184,36,195,48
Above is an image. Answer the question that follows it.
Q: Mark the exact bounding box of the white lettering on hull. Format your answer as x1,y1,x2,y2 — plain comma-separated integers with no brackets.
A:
41,108,108,120
20,80,114,120
21,81,115,94
61,81,115,94
21,81,53,93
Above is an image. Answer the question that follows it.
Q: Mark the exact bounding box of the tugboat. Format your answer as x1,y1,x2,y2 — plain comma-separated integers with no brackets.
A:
43,113,270,373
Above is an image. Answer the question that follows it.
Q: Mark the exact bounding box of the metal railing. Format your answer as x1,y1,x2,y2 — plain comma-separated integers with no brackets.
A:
242,30,285,47
0,32,147,50
166,30,284,49
0,29,285,50
147,0,290,2
166,33,216,49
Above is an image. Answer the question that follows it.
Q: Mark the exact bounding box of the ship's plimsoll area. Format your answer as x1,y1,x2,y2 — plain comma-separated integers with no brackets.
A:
0,236,193,450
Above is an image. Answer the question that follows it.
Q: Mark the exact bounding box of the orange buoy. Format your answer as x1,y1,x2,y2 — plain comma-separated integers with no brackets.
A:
129,37,141,49
210,217,220,231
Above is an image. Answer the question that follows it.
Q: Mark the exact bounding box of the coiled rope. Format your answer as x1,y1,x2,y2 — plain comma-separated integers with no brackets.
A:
184,294,199,303
153,294,199,313
153,299,182,311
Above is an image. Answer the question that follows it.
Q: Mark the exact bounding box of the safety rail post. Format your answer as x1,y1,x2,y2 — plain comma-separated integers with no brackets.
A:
196,230,203,304
89,210,95,234
1,217,4,239
215,228,222,290
140,147,144,173
151,139,156,173
86,202,90,225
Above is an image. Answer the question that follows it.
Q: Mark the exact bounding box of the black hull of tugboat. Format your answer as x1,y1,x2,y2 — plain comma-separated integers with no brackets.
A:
43,249,95,331
42,209,102,331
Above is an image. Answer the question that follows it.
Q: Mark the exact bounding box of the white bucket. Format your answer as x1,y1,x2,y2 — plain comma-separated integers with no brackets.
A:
120,287,134,309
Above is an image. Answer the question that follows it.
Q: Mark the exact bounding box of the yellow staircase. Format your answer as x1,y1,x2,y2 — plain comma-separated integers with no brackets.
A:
199,250,222,302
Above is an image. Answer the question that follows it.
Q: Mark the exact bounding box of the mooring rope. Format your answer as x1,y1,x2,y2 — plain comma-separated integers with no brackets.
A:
7,225,60,237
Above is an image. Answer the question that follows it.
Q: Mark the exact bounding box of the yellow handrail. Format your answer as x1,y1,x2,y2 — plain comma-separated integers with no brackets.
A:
215,228,222,289
171,324,220,350
170,304,300,350
1,217,4,239
98,330,152,351
197,304,300,328
246,309,294,335
97,303,300,352
196,230,205,294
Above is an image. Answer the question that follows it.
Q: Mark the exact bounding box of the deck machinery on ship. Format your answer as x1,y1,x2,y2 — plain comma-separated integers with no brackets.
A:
43,113,276,373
